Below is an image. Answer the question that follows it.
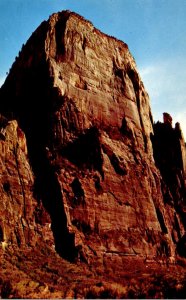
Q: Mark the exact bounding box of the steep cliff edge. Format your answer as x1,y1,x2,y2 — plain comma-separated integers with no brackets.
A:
0,11,186,270
152,113,186,256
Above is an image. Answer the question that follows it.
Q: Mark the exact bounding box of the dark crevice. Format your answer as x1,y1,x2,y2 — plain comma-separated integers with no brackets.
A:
109,153,127,175
0,226,3,242
102,144,127,176
107,191,122,206
55,13,70,61
33,153,77,261
128,68,148,152
174,214,181,240
155,207,168,234
82,37,87,52
176,206,186,229
71,178,84,198
112,60,127,96
114,68,124,79
145,228,156,245
176,233,186,257
3,182,10,194
15,229,21,247
62,127,104,178
0,114,8,141
72,219,92,235
23,113,79,261
120,117,133,139
157,239,171,257
70,178,85,207
94,174,103,193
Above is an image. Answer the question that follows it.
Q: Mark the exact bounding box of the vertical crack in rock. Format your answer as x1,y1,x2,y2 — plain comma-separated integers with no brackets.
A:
127,68,148,152
54,13,70,60
155,207,168,234
33,154,77,261
0,225,3,242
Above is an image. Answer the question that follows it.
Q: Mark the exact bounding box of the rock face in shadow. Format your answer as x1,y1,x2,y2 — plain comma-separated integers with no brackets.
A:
152,113,186,257
0,115,53,250
0,11,186,264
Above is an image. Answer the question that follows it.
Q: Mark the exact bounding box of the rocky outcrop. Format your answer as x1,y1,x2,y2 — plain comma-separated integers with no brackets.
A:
0,114,53,251
0,11,186,265
152,114,186,256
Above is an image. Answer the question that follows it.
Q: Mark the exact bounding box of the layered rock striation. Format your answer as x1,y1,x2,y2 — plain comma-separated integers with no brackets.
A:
0,11,186,264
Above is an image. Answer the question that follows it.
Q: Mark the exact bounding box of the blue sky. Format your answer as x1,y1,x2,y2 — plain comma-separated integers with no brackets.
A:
1,0,186,137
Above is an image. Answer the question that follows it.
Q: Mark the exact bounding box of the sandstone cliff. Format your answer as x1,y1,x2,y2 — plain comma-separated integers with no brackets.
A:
0,114,53,250
0,11,186,269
